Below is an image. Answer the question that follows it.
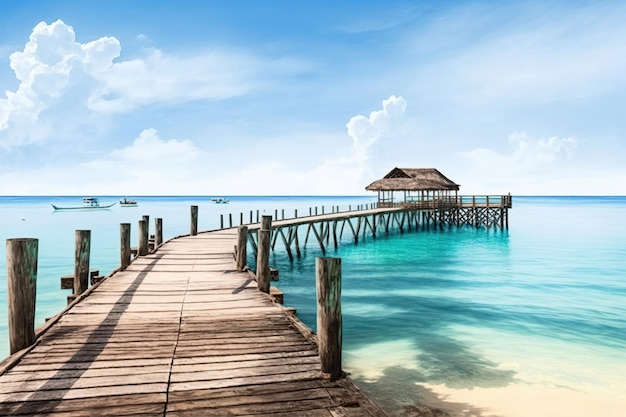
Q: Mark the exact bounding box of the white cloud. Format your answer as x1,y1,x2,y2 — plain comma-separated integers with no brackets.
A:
346,95,407,155
87,48,273,112
463,132,576,170
81,128,207,187
509,132,576,166
0,19,304,149
0,20,120,148
0,128,209,195
459,132,581,194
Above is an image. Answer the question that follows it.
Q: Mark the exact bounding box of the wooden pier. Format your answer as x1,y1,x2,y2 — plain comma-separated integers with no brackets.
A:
246,195,512,260
0,229,385,416
0,193,512,416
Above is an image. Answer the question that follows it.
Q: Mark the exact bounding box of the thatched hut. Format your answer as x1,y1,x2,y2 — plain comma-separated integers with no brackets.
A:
365,168,460,208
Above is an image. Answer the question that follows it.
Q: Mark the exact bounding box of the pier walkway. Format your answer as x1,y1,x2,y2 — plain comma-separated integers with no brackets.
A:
0,229,385,416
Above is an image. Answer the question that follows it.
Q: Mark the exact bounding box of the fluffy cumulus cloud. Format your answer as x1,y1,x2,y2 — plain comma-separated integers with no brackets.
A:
508,132,576,165
86,128,202,169
346,95,407,156
459,132,579,193
282,95,410,192
0,128,208,195
0,20,120,148
0,19,291,149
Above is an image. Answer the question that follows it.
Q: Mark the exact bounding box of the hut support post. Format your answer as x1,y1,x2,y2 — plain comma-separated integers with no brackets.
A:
256,216,272,293
316,257,342,380
6,238,38,354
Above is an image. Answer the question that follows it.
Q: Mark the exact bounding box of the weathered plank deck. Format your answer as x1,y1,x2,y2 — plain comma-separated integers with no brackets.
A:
0,229,386,416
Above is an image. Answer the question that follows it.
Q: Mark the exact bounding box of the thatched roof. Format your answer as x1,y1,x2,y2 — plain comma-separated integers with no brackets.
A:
365,168,460,191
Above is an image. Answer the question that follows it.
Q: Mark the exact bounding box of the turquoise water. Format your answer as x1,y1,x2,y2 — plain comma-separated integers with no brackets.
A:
271,197,626,416
1,196,625,416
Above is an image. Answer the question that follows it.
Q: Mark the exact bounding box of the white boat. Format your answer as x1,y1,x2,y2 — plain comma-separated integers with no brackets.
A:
120,197,138,207
51,197,116,211
211,197,229,204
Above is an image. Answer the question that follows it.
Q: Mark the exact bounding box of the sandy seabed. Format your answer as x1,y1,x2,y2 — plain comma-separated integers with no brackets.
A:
418,382,625,417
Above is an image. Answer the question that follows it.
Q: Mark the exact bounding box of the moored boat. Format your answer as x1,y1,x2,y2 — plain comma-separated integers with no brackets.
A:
51,197,116,211
211,197,229,204
120,197,138,207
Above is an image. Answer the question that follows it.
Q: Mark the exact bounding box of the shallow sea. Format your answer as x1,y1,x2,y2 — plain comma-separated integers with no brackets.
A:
1,196,625,416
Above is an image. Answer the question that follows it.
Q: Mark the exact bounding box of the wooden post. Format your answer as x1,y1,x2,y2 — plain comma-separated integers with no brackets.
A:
74,230,91,295
138,220,148,256
229,213,233,228
249,211,253,224
220,214,224,229
120,223,131,270
316,257,342,380
6,238,38,354
237,226,248,272
256,216,272,293
295,209,298,218
142,215,150,235
240,212,243,226
142,215,150,252
275,209,278,220
281,209,284,220
256,210,259,222
190,205,198,236
155,218,163,248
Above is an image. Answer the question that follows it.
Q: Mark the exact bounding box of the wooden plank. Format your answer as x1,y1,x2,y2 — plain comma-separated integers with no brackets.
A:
0,224,388,417
0,393,165,416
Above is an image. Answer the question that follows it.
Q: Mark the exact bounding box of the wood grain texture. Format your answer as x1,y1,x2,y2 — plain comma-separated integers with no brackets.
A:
0,228,386,416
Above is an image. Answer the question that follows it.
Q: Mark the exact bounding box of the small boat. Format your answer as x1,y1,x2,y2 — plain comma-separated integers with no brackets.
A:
51,197,116,211
211,197,229,204
120,197,138,207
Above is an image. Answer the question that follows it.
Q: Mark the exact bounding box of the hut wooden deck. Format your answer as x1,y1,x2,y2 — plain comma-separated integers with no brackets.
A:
0,229,385,416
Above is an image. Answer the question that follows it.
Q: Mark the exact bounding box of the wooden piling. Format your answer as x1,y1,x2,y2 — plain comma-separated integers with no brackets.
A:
316,257,342,380
155,218,163,248
74,230,91,296
120,223,131,270
190,205,198,236
220,214,224,229
240,212,243,226
6,238,38,354
142,215,150,236
138,220,148,256
229,213,233,228
256,216,272,293
237,226,248,272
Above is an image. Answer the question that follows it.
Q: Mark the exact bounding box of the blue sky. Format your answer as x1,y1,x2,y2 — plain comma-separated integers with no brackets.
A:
1,0,625,195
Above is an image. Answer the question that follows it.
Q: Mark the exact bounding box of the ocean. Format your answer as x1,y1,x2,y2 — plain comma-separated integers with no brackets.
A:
1,196,625,417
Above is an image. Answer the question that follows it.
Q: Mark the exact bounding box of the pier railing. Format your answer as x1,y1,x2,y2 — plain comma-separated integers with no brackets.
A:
377,194,512,209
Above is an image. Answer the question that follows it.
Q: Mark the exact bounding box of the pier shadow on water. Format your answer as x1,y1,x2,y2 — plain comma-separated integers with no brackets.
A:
272,229,518,416
353,367,495,417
